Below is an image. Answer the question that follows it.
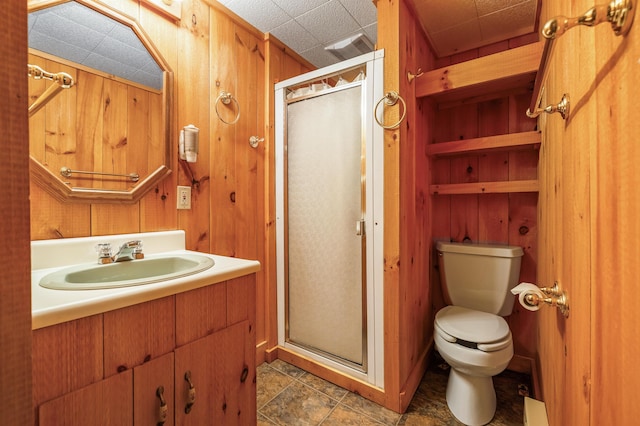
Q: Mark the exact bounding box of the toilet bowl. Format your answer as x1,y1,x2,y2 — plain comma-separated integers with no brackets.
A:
435,306,513,425
434,241,523,425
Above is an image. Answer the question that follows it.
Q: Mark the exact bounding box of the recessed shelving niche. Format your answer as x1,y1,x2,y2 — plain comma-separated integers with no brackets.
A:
421,42,543,196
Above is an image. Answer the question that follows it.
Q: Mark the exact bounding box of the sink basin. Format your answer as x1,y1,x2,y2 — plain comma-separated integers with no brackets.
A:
39,254,215,290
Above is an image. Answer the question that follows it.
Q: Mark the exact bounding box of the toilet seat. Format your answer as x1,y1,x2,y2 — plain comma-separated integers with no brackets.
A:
435,306,511,352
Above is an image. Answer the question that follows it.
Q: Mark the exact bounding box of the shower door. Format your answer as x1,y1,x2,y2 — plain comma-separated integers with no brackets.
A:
284,83,366,369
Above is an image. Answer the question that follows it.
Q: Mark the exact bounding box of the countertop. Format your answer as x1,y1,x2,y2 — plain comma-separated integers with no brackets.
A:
31,231,260,330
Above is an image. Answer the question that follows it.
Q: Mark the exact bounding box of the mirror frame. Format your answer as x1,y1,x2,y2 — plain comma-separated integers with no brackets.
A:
28,0,173,204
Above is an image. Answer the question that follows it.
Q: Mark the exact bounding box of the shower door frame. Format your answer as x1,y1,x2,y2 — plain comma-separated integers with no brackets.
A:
275,51,385,388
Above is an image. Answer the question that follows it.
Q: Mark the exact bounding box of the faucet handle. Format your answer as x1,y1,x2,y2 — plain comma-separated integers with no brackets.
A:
95,243,113,264
132,240,144,259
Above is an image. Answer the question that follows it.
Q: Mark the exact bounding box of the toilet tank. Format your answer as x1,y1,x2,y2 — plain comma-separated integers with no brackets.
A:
436,241,524,316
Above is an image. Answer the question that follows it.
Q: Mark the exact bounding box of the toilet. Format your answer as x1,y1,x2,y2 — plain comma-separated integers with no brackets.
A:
434,241,523,426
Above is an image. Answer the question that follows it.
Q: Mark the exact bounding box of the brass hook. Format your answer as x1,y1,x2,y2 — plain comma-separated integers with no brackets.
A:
407,68,424,83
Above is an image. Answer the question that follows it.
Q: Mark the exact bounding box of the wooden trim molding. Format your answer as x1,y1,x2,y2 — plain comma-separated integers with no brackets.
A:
30,156,172,204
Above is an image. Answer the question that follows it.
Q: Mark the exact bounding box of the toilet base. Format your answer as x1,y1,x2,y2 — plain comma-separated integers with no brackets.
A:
445,368,497,426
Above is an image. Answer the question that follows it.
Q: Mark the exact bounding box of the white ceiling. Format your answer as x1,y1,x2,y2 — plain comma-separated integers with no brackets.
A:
415,0,539,57
216,0,539,67
217,0,377,68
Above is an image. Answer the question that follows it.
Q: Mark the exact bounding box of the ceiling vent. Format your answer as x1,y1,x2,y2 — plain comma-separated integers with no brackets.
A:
324,33,374,61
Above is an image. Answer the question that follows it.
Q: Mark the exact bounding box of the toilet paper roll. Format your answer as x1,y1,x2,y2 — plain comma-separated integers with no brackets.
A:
511,282,545,312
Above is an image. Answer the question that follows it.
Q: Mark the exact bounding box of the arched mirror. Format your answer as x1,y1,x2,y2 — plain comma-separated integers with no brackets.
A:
28,0,173,203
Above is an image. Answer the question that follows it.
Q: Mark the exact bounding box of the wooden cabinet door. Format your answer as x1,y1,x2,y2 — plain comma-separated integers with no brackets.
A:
134,352,175,426
210,320,256,425
38,370,133,426
174,333,213,425
175,321,255,425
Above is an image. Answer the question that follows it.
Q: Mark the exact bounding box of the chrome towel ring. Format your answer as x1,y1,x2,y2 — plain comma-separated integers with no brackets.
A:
374,91,406,129
214,91,241,125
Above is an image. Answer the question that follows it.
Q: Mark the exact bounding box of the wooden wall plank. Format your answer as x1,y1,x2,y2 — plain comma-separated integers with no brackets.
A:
537,1,592,423
76,70,102,182
30,183,91,239
209,7,237,257
139,0,179,233
1,4,32,422
590,2,640,424
173,0,211,250
377,0,402,411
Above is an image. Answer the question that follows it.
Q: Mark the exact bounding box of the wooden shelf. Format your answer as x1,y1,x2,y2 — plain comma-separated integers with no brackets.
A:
427,131,541,157
430,180,539,195
416,42,543,101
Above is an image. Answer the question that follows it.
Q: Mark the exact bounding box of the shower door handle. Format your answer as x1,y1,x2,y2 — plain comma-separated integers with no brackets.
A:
356,220,365,236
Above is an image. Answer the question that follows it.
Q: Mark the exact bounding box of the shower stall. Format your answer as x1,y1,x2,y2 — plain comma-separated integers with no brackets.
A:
275,51,385,387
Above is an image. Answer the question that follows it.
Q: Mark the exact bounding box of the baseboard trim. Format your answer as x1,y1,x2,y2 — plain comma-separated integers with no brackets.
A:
275,346,387,407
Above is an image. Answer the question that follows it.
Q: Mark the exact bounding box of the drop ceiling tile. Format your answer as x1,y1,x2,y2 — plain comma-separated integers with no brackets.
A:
416,0,479,34
270,19,320,52
475,0,529,17
362,22,378,45
479,0,537,41
295,0,361,44
428,19,483,56
339,0,377,27
224,0,290,32
271,0,329,18
300,44,343,68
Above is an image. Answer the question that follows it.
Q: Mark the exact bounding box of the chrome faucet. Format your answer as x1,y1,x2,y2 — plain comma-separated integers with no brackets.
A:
96,240,144,264
112,240,144,262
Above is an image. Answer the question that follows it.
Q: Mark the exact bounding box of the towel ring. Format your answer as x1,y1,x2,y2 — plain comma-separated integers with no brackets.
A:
214,91,241,125
374,91,406,129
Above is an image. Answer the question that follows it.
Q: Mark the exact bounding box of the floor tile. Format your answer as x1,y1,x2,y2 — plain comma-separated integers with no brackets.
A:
260,380,338,425
258,355,530,426
321,404,386,425
257,363,297,409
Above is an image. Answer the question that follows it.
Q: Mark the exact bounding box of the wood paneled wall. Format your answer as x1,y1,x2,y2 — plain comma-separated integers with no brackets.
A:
376,0,434,412
537,0,640,423
1,2,32,424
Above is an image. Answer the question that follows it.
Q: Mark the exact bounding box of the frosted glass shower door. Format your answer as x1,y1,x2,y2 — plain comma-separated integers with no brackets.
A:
286,84,366,368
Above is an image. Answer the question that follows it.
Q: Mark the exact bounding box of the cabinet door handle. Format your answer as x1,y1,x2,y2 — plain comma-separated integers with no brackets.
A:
156,386,168,426
184,371,197,414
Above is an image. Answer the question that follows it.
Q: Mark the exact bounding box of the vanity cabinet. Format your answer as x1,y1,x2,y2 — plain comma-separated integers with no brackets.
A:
32,274,256,426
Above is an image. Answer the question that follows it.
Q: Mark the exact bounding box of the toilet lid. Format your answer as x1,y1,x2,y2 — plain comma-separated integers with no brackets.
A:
435,306,511,346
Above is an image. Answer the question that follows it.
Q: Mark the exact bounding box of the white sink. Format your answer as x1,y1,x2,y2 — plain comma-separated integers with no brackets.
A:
39,253,215,290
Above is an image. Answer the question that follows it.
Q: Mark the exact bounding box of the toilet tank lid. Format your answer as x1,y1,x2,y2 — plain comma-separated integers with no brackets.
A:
436,241,523,258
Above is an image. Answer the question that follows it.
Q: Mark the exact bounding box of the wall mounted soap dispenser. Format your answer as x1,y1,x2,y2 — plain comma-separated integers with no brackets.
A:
179,124,199,163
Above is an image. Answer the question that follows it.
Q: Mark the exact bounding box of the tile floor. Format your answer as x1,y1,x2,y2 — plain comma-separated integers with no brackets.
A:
257,355,531,425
